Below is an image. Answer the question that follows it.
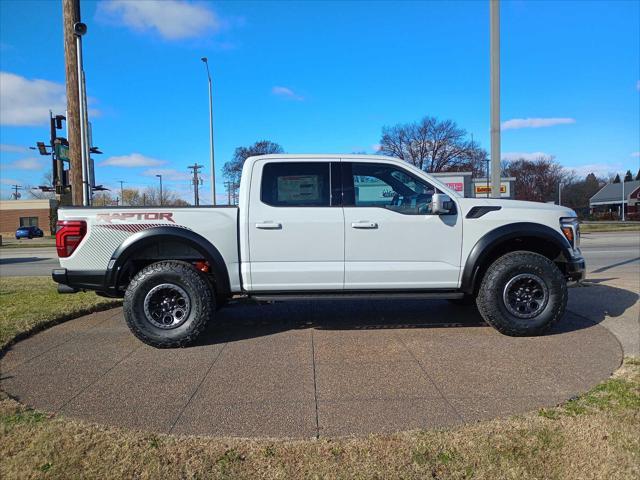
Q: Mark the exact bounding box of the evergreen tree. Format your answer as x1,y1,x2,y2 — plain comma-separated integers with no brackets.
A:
624,170,633,182
613,173,621,183
635,169,640,181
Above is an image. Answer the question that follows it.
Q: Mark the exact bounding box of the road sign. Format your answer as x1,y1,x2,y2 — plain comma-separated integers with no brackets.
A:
55,143,69,161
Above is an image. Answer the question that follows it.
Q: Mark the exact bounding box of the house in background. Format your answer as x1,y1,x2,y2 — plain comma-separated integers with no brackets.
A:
589,180,640,220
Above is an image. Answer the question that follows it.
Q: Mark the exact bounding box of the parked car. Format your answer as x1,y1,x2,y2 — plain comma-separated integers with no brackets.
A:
16,226,44,239
53,154,584,347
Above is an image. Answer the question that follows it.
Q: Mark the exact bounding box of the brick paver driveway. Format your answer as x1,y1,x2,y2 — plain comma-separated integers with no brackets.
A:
1,298,622,438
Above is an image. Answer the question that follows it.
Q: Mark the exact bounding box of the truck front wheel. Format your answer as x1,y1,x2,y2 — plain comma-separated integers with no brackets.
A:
123,260,215,348
476,251,567,336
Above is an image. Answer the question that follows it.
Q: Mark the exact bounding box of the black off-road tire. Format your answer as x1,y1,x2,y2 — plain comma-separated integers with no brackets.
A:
123,260,215,348
476,251,567,336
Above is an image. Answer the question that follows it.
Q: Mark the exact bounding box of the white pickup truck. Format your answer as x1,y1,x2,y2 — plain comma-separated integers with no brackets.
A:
53,154,585,347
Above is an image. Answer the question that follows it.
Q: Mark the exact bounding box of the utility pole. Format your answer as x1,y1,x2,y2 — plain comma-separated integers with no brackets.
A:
490,0,501,198
10,184,23,200
62,0,82,205
189,164,203,206
118,180,125,205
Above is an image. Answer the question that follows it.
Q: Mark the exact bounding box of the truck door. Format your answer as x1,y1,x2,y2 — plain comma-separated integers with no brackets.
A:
247,160,344,291
342,161,463,289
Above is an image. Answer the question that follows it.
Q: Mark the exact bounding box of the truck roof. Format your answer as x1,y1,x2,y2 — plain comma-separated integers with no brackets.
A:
246,153,401,162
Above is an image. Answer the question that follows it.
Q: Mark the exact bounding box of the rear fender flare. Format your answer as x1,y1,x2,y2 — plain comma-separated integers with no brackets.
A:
105,226,230,296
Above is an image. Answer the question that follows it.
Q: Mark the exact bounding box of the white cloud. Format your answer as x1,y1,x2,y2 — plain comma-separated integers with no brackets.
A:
0,72,66,126
272,86,304,101
0,144,29,153
100,153,167,167
501,117,576,130
502,151,552,161
631,152,640,158
569,162,624,178
98,0,221,40
2,157,45,171
143,168,191,181
0,177,21,186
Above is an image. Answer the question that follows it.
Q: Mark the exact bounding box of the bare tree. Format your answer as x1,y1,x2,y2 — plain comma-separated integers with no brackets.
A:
28,172,56,200
503,156,570,203
223,140,284,201
379,116,487,175
142,186,189,206
93,191,116,206
561,172,604,215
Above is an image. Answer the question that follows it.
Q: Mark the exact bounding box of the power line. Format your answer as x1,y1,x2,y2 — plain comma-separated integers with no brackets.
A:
188,164,203,206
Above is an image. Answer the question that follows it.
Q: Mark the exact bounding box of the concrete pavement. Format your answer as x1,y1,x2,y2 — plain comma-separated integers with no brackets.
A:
569,231,640,357
0,301,623,438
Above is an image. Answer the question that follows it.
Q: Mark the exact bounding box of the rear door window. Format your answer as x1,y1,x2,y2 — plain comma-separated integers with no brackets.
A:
261,162,331,207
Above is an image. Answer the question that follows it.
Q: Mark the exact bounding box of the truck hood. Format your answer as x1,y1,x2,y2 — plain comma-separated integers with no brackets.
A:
458,197,577,218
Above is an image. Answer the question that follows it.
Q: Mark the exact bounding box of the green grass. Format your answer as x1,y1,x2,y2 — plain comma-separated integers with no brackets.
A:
0,236,55,249
0,276,120,351
580,223,640,233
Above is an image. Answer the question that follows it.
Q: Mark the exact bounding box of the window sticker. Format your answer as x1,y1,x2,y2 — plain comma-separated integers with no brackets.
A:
277,175,321,202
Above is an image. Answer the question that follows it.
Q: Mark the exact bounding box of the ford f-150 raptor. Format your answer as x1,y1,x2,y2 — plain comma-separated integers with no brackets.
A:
52,154,585,347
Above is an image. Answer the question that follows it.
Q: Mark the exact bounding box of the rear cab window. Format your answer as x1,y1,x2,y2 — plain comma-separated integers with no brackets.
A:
261,162,335,207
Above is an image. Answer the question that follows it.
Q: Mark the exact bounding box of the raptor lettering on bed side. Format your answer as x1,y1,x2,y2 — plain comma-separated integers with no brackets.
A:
96,212,176,224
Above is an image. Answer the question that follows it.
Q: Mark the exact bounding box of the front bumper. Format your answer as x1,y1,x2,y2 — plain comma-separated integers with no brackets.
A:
564,256,586,282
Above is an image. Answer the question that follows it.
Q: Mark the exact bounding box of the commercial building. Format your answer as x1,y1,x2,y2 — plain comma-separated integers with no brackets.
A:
431,172,516,199
589,180,640,219
0,199,59,236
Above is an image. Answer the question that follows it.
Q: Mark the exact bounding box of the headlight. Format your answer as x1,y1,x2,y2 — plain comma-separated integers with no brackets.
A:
560,217,580,249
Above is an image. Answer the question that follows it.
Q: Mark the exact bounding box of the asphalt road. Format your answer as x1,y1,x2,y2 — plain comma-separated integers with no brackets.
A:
579,231,640,275
0,231,638,278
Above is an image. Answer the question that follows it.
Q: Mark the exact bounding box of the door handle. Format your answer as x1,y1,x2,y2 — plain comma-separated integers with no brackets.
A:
351,221,378,229
255,222,282,230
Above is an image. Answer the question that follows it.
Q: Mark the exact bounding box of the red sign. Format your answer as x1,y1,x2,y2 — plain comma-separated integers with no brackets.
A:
446,182,464,192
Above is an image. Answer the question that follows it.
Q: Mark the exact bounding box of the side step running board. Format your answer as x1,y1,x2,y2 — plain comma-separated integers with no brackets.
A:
251,291,465,302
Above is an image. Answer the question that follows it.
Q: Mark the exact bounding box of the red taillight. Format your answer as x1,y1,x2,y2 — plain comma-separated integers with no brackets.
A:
56,220,87,258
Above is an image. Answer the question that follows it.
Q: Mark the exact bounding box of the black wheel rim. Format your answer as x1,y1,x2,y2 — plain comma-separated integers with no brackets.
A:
143,283,191,329
502,273,549,319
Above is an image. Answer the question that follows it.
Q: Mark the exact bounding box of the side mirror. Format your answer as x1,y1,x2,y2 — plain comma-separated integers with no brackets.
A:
431,193,452,215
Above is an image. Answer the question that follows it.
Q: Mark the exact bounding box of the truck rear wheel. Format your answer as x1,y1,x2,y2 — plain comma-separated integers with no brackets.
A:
123,260,215,348
476,251,567,336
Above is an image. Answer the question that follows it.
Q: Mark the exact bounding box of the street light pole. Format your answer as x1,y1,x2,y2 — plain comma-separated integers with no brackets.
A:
74,24,91,206
558,182,562,206
622,176,625,221
490,0,501,198
201,57,216,205
156,174,163,206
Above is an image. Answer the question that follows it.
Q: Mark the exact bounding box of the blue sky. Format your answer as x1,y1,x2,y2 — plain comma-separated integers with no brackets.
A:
1,0,638,203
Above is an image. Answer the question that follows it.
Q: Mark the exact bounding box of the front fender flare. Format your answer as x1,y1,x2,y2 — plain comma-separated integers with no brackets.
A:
460,222,572,294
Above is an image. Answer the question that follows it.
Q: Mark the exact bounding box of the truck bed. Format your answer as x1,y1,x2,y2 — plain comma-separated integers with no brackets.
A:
57,205,241,291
